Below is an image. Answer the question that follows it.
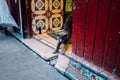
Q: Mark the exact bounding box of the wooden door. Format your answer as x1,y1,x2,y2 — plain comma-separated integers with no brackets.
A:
72,0,79,53
72,0,120,76
31,0,63,34
103,0,120,72
76,0,87,57
11,0,20,26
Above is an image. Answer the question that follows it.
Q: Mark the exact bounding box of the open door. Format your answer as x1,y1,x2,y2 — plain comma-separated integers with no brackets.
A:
30,0,73,54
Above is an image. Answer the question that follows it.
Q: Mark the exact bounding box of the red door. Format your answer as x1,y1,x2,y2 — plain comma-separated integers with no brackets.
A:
72,0,79,53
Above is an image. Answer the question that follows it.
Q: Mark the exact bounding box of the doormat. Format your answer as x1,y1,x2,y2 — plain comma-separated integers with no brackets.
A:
65,59,109,80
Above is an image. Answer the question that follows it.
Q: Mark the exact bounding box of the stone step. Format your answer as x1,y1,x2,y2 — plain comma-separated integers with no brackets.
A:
55,54,70,74
54,54,89,80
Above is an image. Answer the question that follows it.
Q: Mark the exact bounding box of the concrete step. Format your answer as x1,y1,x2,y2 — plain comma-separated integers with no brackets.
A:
65,66,88,80
55,54,70,74
23,38,58,60
54,54,89,80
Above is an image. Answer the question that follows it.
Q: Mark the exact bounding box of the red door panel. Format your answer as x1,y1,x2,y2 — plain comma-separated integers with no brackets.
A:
72,0,79,53
116,42,120,77
76,0,87,57
84,0,99,61
6,0,12,13
11,0,20,26
93,0,111,67
103,0,120,72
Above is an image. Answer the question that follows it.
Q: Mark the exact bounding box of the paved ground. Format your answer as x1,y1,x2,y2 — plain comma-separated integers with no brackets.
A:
0,31,68,80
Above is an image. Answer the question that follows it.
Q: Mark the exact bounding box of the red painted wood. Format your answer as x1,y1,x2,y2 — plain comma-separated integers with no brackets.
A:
116,41,120,77
20,0,32,37
84,0,99,61
72,0,79,53
93,0,111,67
11,0,20,25
6,0,12,13
25,0,32,36
103,0,120,72
76,0,87,57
